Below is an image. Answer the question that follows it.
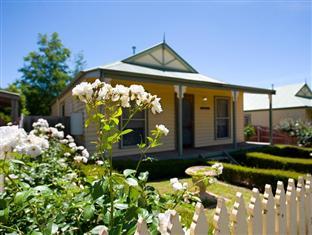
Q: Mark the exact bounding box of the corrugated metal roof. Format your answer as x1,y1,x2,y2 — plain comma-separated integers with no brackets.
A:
93,61,226,84
244,83,312,111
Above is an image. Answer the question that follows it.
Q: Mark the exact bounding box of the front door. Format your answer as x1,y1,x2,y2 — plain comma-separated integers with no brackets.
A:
176,94,194,148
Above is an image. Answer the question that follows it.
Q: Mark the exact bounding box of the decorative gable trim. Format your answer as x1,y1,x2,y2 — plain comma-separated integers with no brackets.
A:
296,84,312,99
122,42,198,73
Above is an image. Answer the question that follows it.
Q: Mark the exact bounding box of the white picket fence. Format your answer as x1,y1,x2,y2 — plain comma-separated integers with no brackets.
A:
99,174,312,235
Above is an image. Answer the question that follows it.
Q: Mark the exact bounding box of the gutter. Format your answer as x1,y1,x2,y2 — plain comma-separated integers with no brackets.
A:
52,68,275,105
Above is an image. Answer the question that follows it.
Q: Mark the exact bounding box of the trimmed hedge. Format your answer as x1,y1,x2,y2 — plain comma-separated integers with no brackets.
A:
112,158,208,181
261,145,312,159
239,152,312,173
214,162,302,192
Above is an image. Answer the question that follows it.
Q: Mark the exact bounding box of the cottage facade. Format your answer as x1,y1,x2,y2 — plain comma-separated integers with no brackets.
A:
51,42,274,157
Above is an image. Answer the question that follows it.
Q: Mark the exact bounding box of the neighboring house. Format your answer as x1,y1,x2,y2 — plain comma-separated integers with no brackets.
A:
0,90,20,125
51,42,274,157
244,83,312,127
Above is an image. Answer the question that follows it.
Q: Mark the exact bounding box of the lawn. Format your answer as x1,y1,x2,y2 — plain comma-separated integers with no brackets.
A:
149,178,253,229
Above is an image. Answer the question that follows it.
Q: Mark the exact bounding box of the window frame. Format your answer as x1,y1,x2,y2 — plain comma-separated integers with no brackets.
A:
214,96,231,140
120,109,148,149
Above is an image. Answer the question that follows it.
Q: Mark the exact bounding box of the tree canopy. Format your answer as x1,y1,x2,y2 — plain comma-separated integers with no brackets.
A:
16,32,86,115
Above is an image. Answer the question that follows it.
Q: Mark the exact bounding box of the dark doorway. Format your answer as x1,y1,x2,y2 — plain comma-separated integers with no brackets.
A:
176,93,194,148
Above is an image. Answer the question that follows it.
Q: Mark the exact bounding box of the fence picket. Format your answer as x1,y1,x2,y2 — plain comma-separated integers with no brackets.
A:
134,217,150,235
167,210,184,235
286,178,297,235
189,202,208,235
275,181,286,235
96,175,312,235
231,192,247,235
305,182,312,235
214,198,230,235
262,184,275,235
297,176,306,235
248,188,262,235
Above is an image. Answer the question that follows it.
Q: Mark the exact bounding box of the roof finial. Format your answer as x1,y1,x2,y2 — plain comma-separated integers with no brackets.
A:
163,32,166,43
271,84,274,90
132,46,136,55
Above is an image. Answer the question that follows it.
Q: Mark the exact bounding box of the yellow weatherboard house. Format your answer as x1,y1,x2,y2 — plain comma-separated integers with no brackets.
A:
51,42,275,157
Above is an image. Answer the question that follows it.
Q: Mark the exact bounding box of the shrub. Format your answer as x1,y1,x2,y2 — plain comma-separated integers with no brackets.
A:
212,162,302,192
244,125,256,140
260,145,312,158
231,145,312,160
242,152,312,173
231,148,312,173
276,119,312,147
113,158,208,181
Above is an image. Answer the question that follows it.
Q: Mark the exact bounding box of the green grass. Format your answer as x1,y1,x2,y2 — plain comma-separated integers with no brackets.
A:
149,178,253,230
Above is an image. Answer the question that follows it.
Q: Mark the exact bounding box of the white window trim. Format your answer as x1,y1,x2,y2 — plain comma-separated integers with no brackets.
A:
214,96,231,140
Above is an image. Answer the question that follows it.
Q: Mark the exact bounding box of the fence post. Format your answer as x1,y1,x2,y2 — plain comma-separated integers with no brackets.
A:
134,217,150,235
286,178,297,235
262,184,275,235
248,188,262,235
167,210,184,235
189,203,208,235
231,192,247,235
305,177,312,234
275,181,286,235
297,176,306,235
214,198,230,235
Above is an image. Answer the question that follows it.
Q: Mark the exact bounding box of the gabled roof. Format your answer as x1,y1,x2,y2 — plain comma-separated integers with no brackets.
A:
244,83,312,111
54,41,275,102
122,42,198,73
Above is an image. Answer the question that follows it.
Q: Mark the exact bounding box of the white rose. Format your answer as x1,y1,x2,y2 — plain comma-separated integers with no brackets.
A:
64,152,71,157
96,160,104,165
82,149,89,158
151,97,163,114
170,178,179,184
156,124,169,136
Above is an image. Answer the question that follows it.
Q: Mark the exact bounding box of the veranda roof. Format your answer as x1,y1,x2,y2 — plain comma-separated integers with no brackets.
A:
244,83,312,111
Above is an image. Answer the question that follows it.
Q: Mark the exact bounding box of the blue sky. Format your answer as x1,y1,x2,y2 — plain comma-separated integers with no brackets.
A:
1,1,311,89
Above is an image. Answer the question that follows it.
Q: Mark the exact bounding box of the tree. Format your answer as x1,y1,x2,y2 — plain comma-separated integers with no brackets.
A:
17,32,71,115
72,51,87,77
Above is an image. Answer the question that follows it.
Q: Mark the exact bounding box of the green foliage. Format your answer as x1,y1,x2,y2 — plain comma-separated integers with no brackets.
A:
0,141,95,233
0,112,11,124
244,125,255,140
277,119,312,147
5,83,29,115
71,51,87,77
212,162,302,192
112,159,208,181
259,145,312,158
239,152,312,173
17,32,71,115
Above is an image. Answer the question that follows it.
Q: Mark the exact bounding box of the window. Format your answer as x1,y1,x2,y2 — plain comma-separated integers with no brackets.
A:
121,109,147,147
215,97,230,139
244,114,251,126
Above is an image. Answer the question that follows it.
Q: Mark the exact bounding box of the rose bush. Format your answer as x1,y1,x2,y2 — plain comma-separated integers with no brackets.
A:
0,80,187,234
0,80,223,234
